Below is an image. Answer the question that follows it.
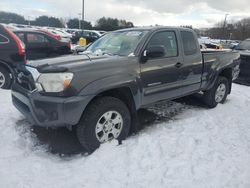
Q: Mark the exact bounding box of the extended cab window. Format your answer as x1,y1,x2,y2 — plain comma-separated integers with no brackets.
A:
27,33,49,43
148,31,178,57
0,34,9,44
181,31,198,56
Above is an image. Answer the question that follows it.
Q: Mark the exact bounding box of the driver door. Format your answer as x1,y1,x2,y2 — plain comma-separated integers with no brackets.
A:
140,30,184,105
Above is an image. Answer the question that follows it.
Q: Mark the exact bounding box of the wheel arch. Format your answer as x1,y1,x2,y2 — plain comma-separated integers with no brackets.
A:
206,67,233,93
218,68,233,94
80,86,140,134
0,60,13,88
0,60,12,74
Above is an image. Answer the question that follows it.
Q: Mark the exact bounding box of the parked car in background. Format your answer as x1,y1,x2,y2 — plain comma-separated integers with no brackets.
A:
38,29,62,41
198,37,222,49
46,28,72,42
12,27,240,152
94,30,107,36
13,29,72,60
234,39,250,85
56,29,73,39
0,24,26,89
0,23,20,30
198,37,240,50
221,40,240,49
71,30,102,44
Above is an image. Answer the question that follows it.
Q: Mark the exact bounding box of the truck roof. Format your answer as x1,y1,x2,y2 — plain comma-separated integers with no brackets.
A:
115,26,193,32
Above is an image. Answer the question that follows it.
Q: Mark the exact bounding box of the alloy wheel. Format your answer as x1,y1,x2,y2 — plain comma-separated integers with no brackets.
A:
215,83,226,103
95,111,123,143
0,72,6,88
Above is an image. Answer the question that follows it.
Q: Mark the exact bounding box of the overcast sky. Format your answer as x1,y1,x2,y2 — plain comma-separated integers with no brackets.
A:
1,0,250,28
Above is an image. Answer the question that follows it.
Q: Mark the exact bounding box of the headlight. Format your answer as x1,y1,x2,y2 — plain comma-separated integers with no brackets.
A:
36,73,74,92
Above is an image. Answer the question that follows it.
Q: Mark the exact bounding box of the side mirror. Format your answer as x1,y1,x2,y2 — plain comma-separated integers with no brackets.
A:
142,45,166,62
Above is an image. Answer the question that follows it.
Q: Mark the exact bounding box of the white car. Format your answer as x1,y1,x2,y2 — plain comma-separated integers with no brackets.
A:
46,28,72,41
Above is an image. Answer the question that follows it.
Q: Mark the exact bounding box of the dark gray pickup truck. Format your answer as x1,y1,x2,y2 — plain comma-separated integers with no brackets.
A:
12,27,240,152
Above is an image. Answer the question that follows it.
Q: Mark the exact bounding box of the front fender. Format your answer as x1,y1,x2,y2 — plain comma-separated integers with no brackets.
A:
79,74,142,109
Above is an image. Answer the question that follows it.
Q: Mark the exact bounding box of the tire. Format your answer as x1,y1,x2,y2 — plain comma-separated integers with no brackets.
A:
203,76,229,108
76,97,131,153
0,66,11,89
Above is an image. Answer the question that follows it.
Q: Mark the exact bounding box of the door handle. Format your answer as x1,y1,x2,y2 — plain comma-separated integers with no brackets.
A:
175,62,183,68
147,82,162,87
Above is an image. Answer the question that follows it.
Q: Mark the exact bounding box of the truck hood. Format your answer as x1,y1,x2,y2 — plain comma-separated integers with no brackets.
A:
27,54,114,73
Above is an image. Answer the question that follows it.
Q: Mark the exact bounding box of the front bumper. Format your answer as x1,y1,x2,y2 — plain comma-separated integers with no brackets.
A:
12,83,92,128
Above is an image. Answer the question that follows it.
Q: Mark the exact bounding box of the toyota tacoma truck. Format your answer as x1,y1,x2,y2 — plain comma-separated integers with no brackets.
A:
11,27,240,152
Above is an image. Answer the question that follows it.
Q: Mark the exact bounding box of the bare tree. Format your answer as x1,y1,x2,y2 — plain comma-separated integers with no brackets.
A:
205,17,250,40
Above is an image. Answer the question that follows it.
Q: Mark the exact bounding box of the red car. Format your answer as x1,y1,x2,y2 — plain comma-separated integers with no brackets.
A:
0,24,26,89
13,29,72,60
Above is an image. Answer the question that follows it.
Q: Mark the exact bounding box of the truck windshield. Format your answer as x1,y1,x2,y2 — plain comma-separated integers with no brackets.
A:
235,40,250,50
85,30,148,56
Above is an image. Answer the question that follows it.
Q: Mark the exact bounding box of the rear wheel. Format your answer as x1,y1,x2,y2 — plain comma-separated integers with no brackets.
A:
76,97,131,153
203,76,229,108
0,66,11,89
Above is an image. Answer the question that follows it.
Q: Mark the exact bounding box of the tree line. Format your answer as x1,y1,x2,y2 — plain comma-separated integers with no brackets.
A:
202,18,250,40
0,11,134,31
2,11,250,40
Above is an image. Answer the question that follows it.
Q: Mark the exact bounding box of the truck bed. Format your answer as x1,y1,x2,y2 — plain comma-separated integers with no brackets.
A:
202,50,239,66
200,50,240,90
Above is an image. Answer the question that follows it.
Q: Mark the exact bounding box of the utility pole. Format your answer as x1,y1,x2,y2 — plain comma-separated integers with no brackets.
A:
223,14,229,29
78,13,82,30
78,0,87,46
28,16,31,26
82,0,85,32
229,33,232,40
223,14,229,39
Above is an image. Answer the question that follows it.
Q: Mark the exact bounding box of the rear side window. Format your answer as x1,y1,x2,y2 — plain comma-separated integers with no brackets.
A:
181,31,197,56
148,31,178,57
0,34,9,44
27,33,49,43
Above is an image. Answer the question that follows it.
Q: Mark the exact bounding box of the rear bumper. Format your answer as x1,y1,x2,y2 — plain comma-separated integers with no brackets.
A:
12,83,92,128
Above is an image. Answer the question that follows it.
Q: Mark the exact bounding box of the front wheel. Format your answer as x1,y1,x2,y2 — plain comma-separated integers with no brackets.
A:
0,67,11,89
203,76,230,108
76,97,131,153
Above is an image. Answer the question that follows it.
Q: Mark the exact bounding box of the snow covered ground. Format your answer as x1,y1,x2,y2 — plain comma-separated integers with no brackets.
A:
0,84,250,188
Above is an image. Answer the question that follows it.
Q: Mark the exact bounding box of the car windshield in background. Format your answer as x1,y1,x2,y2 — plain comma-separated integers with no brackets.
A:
85,30,148,56
235,40,250,50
